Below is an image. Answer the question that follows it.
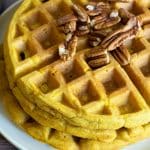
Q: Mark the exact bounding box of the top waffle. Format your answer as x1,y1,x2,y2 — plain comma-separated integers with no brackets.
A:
4,0,150,130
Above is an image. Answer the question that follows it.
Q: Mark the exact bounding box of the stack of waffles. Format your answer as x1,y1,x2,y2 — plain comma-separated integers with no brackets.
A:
1,0,150,149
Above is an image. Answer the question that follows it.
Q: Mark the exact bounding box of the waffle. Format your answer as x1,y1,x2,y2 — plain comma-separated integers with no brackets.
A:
1,47,150,149
4,0,150,131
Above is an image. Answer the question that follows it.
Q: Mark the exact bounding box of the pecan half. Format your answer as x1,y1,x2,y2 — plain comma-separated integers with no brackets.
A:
86,48,110,68
91,9,120,30
91,28,112,37
111,45,130,66
72,4,89,22
101,17,140,51
58,43,69,61
62,21,77,34
67,35,78,58
94,16,121,30
59,34,78,61
90,14,108,27
86,2,110,16
57,14,77,26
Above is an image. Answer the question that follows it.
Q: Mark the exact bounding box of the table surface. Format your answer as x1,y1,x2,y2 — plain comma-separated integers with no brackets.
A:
0,135,17,149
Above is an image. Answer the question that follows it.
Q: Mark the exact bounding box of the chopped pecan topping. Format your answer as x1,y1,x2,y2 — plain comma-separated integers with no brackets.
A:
57,14,77,26
72,4,89,22
86,48,110,68
111,45,130,66
57,1,140,68
101,17,140,51
59,34,78,61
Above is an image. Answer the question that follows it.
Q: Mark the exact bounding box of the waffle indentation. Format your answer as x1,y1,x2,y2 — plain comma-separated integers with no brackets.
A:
43,0,72,20
99,69,126,95
72,80,100,105
13,38,37,62
23,9,49,30
124,38,146,54
14,25,24,38
111,92,141,114
55,59,85,83
140,55,150,77
38,73,60,94
33,25,64,50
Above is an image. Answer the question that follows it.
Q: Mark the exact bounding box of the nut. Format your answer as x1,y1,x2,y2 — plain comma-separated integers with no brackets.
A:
67,35,78,58
63,21,77,34
94,16,121,30
86,2,110,16
91,28,112,37
86,48,110,68
101,17,140,51
111,45,130,66
59,34,78,61
57,14,77,26
58,43,69,61
72,4,89,22
90,14,108,27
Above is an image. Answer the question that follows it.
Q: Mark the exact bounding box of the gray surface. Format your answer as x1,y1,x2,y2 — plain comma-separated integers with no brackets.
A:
0,135,17,150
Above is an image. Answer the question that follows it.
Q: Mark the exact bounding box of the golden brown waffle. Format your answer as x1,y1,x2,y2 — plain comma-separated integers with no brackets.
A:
4,0,150,130
1,53,150,150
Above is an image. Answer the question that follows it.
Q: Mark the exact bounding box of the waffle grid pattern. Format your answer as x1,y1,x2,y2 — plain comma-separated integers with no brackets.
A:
5,0,149,129
3,0,150,148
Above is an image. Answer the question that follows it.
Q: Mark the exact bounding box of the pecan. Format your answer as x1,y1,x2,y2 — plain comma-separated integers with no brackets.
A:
90,14,108,27
58,43,69,61
57,14,77,26
67,35,78,58
111,45,130,66
86,48,110,68
119,8,134,24
62,21,76,34
72,4,89,22
89,35,102,47
91,28,112,37
86,2,110,16
59,34,78,61
101,17,140,51
94,16,121,30
76,23,90,36
102,28,138,51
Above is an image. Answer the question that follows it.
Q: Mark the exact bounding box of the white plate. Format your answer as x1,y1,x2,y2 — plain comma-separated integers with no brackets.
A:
0,1,149,150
